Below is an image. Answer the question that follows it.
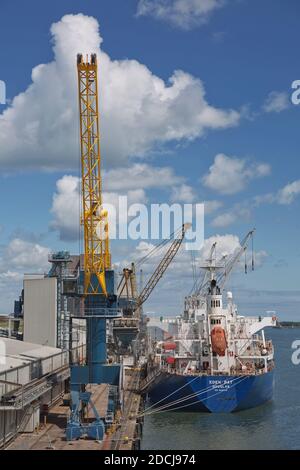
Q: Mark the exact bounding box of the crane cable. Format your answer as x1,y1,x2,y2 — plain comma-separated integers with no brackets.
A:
137,375,249,417
138,374,246,417
134,226,184,268
140,383,223,417
107,378,247,437
143,376,249,417
139,374,202,416
135,239,169,268
252,232,255,271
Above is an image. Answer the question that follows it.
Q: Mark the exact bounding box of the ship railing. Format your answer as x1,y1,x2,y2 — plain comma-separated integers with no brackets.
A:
72,307,123,319
155,364,273,377
236,334,272,356
239,340,274,357
236,336,253,356
266,340,274,354
176,335,200,340
239,317,265,324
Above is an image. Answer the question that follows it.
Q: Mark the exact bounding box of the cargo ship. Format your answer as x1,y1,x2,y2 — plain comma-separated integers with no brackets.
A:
142,231,276,413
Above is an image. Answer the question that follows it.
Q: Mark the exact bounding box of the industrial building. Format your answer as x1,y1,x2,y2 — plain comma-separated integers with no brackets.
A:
0,337,84,447
0,253,86,448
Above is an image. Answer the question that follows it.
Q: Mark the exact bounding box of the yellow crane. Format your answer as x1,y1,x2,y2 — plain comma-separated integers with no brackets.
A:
77,53,110,297
67,54,119,441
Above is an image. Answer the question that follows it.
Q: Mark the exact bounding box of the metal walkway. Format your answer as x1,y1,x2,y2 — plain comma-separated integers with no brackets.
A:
0,365,70,410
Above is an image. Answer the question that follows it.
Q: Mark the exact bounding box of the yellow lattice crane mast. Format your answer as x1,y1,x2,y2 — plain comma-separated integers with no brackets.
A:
67,53,118,443
77,53,111,297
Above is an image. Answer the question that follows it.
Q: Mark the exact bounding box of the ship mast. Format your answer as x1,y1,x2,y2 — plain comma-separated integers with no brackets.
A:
195,229,256,296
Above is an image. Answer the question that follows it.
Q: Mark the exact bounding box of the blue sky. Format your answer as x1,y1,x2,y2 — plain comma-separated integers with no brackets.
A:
0,0,300,319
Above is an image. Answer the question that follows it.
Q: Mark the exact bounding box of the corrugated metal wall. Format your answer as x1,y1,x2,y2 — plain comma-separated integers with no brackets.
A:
24,277,57,347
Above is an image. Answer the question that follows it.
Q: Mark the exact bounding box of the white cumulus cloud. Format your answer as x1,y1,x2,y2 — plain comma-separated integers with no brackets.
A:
212,177,300,229
254,180,300,207
137,0,225,30
104,164,183,192
50,175,80,241
263,91,290,113
170,184,197,202
277,180,300,205
211,202,252,227
0,238,50,313
212,212,237,227
202,154,271,195
50,174,149,242
0,14,240,172
200,233,240,261
203,200,223,214
4,239,49,272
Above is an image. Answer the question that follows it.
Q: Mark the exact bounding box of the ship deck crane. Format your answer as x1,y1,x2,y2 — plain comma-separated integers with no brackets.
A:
117,223,191,312
195,229,256,297
136,223,191,308
219,229,255,290
113,224,191,354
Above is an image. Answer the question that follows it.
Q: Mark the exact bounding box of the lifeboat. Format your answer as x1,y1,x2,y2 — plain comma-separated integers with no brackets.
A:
162,342,176,351
211,326,227,356
166,356,176,365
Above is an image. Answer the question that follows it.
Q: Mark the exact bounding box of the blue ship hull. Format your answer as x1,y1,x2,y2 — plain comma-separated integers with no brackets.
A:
147,370,274,413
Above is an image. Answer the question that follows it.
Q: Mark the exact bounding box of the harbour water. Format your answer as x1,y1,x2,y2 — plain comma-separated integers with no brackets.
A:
141,328,300,450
